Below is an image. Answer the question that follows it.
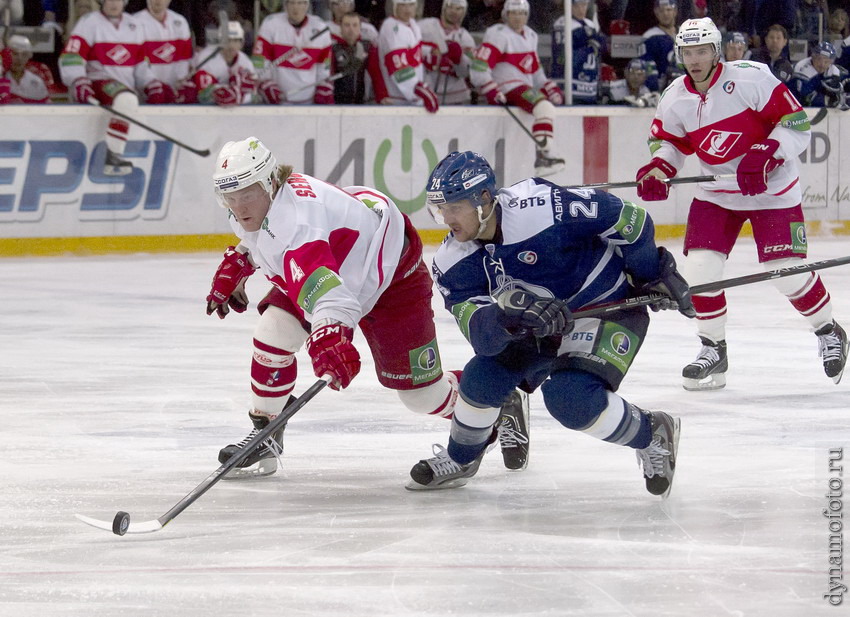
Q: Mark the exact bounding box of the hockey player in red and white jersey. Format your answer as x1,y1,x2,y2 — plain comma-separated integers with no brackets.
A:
470,0,566,177
375,0,439,112
0,35,49,104
133,0,193,103
252,0,334,105
59,0,164,175
206,137,530,477
635,17,848,389
328,0,378,44
187,21,257,106
419,0,475,105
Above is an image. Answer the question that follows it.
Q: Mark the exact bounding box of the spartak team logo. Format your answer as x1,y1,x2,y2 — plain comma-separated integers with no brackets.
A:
106,45,132,64
699,129,743,158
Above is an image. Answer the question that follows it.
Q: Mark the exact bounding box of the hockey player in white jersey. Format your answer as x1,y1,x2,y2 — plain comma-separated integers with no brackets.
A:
470,0,565,177
1,35,49,104
252,0,334,104
375,0,440,112
59,0,164,175
188,21,257,106
206,137,530,477
133,0,193,103
635,18,848,389
419,0,475,105
406,151,690,495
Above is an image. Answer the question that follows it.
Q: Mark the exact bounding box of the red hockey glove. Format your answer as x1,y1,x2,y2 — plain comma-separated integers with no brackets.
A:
144,80,175,104
72,77,96,103
0,78,10,104
314,82,335,104
230,67,257,99
635,157,677,201
206,246,257,319
444,40,464,65
480,80,506,105
259,80,284,104
737,138,783,196
210,84,240,106
541,80,564,105
1,47,12,72
305,323,361,390
414,82,439,113
175,80,198,104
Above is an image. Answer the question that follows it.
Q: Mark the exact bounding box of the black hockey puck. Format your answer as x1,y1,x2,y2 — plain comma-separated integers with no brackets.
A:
112,511,130,536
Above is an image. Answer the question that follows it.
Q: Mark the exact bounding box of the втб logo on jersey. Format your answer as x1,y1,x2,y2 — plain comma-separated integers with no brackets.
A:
700,130,742,158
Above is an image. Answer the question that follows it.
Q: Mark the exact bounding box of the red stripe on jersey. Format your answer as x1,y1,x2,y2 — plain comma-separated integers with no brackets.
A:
475,43,502,68
63,35,92,58
327,228,360,270
383,44,423,75
649,118,695,156
688,107,774,165
761,81,804,123
498,51,539,74
268,43,329,69
87,41,146,66
143,39,193,64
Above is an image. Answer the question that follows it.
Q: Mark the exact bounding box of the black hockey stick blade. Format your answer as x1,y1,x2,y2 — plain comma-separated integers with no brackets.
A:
86,98,211,157
810,107,828,126
74,376,332,535
573,254,850,319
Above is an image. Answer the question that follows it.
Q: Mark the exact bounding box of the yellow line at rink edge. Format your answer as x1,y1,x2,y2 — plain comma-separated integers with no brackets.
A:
2,222,850,257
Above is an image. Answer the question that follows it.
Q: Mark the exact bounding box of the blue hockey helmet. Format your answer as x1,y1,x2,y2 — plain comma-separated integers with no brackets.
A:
813,41,837,60
426,151,497,210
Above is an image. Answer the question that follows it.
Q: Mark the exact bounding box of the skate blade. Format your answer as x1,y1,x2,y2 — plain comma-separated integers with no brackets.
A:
682,373,726,391
404,477,470,491
661,417,682,500
535,162,565,178
222,458,278,480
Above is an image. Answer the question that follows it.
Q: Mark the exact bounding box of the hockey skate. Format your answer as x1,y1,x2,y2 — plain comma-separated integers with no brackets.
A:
497,389,530,471
104,149,133,176
405,443,490,490
534,139,565,178
219,410,287,479
635,410,681,498
682,337,728,391
816,321,848,384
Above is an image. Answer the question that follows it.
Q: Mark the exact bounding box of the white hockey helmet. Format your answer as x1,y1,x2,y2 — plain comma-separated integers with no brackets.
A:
443,0,468,8
393,0,418,5
675,17,722,64
227,20,245,41
7,35,33,54
502,0,529,18
213,137,278,208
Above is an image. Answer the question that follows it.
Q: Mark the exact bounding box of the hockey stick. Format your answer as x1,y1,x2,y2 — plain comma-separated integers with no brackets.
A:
271,26,330,68
501,103,546,147
811,107,828,125
572,174,737,191
190,9,230,75
86,97,211,157
75,375,332,536
572,254,850,319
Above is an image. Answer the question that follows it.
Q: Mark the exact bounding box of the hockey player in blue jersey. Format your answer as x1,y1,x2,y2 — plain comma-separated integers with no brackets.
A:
406,151,694,498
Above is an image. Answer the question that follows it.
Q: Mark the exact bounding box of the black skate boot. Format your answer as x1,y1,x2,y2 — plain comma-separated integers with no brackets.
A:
682,336,728,391
635,410,681,498
219,401,292,479
497,389,530,471
816,321,848,384
406,428,499,491
104,149,133,176
534,138,565,177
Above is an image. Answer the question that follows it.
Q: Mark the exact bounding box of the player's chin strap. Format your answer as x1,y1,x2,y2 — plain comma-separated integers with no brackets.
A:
474,195,498,240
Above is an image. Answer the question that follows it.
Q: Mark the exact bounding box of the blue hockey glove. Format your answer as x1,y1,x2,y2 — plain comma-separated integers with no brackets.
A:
638,247,695,318
496,289,574,338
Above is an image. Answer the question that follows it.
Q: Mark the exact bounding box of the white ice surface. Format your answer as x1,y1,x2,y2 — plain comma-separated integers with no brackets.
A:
1,238,848,617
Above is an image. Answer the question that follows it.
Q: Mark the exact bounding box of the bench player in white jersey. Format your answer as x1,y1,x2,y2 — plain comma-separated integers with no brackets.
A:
187,21,257,106
375,0,440,112
59,0,165,175
133,0,193,104
252,0,334,104
635,18,848,389
0,35,49,104
469,0,566,177
206,137,530,478
418,0,475,105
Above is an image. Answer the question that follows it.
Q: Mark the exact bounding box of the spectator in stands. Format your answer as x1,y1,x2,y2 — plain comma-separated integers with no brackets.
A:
59,0,165,176
600,57,660,107
419,0,476,105
640,0,678,91
134,0,193,104
186,20,258,105
331,11,373,103
375,0,440,111
828,8,849,40
470,0,565,177
465,0,505,32
0,35,50,104
738,0,795,48
253,0,334,104
722,31,750,61
795,0,830,47
329,0,379,42
750,23,794,83
0,0,24,24
790,40,847,107
551,0,605,105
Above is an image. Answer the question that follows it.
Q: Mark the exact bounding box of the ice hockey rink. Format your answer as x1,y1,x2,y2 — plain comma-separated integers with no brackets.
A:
1,236,848,617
